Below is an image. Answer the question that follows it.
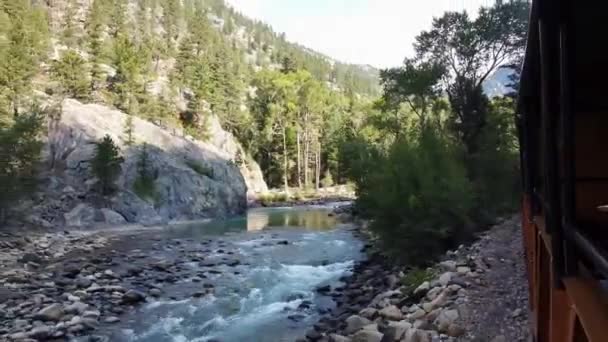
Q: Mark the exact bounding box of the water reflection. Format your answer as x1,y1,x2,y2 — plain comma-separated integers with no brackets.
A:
168,206,340,238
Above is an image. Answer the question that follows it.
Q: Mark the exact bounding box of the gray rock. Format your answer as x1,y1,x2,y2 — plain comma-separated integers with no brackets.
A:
45,99,263,225
439,260,457,272
64,204,96,227
378,305,403,321
35,303,64,322
385,321,412,340
104,316,120,323
402,329,431,342
351,329,383,342
28,326,52,340
413,281,430,295
345,315,372,335
434,309,459,332
100,209,127,225
358,308,378,320
329,334,351,342
64,302,88,315
438,272,452,286
122,290,146,304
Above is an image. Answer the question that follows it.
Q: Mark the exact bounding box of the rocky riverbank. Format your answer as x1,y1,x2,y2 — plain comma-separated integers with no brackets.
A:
301,215,530,342
0,225,300,341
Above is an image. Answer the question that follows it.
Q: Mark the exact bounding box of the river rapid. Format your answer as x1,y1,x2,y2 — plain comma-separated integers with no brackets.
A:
106,204,364,342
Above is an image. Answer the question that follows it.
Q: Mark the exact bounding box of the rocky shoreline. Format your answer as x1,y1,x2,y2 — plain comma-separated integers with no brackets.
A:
0,208,529,342
300,215,530,342
0,227,292,341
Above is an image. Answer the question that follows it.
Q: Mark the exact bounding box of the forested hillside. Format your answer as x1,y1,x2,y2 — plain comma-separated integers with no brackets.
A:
0,0,380,201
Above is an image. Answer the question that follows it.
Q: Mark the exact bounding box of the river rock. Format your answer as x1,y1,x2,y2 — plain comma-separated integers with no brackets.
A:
35,303,64,321
64,204,96,227
358,308,378,320
345,315,372,335
379,305,403,321
438,272,452,286
351,329,383,342
28,326,52,340
122,290,146,304
65,302,88,315
385,321,412,340
434,309,459,332
402,329,432,342
439,260,457,272
329,334,351,342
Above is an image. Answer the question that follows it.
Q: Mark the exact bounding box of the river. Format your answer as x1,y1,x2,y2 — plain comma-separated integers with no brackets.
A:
105,204,364,342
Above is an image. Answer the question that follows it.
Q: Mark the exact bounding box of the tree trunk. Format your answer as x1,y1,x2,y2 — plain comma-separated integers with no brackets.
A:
304,131,309,188
316,143,321,190
282,126,289,194
296,130,302,188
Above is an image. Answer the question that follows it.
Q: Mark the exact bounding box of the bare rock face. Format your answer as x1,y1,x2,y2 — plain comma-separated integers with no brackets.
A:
35,99,268,227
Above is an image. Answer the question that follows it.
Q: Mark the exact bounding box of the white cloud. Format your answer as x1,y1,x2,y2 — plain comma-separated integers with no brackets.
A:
225,0,495,68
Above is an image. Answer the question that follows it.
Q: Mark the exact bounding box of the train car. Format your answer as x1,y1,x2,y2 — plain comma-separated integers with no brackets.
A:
518,0,608,341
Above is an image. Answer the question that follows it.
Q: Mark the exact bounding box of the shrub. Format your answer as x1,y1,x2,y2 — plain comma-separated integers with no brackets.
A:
400,268,436,295
92,135,124,195
347,127,474,265
186,159,214,179
321,170,334,188
258,192,289,206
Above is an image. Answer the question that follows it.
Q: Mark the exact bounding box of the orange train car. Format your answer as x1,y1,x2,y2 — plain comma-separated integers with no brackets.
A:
518,0,608,341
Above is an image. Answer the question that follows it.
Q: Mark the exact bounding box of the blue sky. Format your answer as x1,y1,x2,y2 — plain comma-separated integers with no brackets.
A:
225,0,496,68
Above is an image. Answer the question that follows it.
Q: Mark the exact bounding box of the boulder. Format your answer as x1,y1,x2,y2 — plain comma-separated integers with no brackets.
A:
351,330,383,342
64,204,96,227
42,99,268,225
345,315,372,335
100,209,127,225
379,305,404,321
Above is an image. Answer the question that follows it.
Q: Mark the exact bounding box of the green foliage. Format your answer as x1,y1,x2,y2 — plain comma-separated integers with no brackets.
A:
321,170,333,188
123,114,135,146
0,108,44,222
258,192,289,206
110,35,145,112
345,127,474,265
185,159,214,179
133,143,160,204
400,268,435,295
51,50,90,100
0,0,49,119
92,135,124,195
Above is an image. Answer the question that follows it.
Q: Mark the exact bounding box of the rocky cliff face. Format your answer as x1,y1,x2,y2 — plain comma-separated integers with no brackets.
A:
26,99,267,228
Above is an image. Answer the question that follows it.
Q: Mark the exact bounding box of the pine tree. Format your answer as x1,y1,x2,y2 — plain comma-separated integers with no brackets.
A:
123,113,135,146
0,0,49,119
0,108,44,222
91,135,124,195
61,0,80,47
111,35,143,111
133,143,158,203
51,50,90,100
87,0,107,91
